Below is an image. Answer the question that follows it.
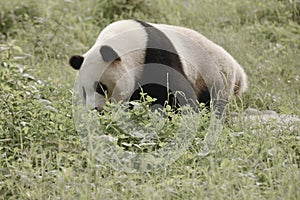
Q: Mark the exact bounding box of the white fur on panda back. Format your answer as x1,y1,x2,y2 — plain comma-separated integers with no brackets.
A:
149,23,247,97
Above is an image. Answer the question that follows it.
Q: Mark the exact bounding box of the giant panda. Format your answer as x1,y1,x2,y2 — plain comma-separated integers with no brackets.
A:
69,20,247,117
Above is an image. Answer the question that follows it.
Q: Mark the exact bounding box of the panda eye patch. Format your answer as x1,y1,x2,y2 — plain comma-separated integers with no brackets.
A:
94,82,108,96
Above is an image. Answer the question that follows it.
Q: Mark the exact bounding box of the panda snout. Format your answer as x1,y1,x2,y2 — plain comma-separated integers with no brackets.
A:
94,106,104,114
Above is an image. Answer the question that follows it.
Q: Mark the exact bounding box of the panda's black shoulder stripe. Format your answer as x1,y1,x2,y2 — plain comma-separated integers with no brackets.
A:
135,20,185,76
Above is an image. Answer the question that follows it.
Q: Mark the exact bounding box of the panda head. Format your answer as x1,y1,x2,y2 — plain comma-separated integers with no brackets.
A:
69,44,143,112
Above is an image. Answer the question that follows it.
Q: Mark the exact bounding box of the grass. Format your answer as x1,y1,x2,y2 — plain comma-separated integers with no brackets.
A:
0,0,299,199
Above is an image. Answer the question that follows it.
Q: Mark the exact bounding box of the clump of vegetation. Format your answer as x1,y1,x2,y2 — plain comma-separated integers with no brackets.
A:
92,0,165,23
0,0,42,37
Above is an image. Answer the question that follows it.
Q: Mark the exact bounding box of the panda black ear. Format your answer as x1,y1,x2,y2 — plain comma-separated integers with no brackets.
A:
69,55,84,70
100,45,121,62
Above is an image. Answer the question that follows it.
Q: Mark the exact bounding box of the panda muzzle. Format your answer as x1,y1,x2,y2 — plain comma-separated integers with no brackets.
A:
94,106,104,114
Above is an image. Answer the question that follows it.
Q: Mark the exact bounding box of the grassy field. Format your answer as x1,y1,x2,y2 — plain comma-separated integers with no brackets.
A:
0,0,299,199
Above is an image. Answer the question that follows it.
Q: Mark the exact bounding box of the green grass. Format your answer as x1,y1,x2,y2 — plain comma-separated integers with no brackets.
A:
0,0,299,199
